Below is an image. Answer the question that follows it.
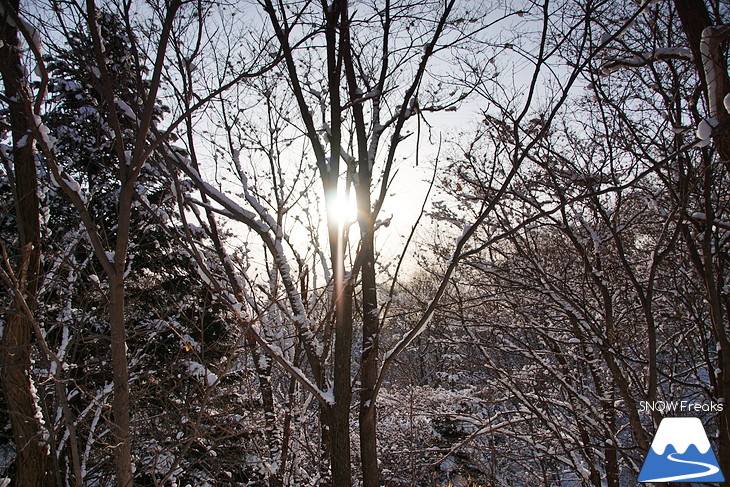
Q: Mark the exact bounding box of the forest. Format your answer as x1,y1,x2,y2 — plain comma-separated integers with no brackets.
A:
1,0,729,485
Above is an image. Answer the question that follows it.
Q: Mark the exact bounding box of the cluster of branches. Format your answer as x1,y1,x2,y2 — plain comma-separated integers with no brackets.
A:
0,0,728,485
414,0,730,484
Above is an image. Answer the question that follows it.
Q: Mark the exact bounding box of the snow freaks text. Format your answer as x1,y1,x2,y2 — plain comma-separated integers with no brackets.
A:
639,401,725,413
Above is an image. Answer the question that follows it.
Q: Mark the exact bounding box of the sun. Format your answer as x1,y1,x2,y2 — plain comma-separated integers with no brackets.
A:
327,189,358,228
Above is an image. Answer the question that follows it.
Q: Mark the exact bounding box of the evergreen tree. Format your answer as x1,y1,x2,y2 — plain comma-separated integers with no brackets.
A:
2,11,249,483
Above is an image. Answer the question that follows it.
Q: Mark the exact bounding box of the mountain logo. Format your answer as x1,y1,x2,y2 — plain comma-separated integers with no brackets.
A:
638,417,724,483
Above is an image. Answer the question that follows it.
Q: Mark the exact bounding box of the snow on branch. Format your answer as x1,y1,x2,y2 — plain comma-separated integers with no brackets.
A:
687,211,730,230
2,4,48,109
161,145,331,402
181,359,219,387
694,117,718,147
601,48,692,74
700,24,730,117
166,145,309,322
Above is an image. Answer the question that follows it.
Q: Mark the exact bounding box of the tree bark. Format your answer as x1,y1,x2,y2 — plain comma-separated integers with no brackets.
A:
108,271,133,486
674,1,730,480
338,3,381,482
106,178,136,486
674,0,730,167
358,241,379,487
325,1,353,484
0,2,51,484
331,281,353,487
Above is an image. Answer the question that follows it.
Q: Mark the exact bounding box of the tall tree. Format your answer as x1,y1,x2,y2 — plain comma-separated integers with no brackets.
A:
0,1,51,484
168,0,618,484
8,1,185,482
8,0,279,482
172,1,484,483
597,0,730,477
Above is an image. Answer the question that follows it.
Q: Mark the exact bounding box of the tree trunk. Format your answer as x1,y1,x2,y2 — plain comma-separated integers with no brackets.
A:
108,272,133,486
107,182,135,486
358,232,380,487
674,1,730,480
674,0,730,172
0,3,51,484
605,388,618,487
330,280,353,487
253,348,283,487
338,2,381,482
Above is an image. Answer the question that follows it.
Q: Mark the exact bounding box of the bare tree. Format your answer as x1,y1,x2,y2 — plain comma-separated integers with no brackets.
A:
595,0,730,476
0,1,51,484
5,0,711,484
162,0,629,485
1,0,276,483
421,0,730,483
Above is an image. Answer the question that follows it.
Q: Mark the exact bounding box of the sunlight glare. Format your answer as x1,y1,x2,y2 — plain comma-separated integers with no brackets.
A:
328,189,358,228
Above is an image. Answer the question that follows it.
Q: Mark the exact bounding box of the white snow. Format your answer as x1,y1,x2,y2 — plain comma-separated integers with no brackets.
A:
650,417,711,454
182,359,218,387
439,456,457,472
78,105,97,117
20,18,41,55
602,48,692,74
115,99,137,121
653,47,692,59
62,174,80,193
33,115,56,150
321,387,334,405
59,80,81,92
701,27,718,115
258,354,271,369
696,118,717,140
28,374,49,449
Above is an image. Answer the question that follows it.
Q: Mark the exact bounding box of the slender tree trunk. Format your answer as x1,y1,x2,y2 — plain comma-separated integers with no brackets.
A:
108,271,133,486
279,364,298,486
358,232,379,487
252,349,283,487
605,387,619,487
331,280,353,487
108,185,135,486
673,2,730,480
325,1,353,482
0,3,51,484
337,2,381,482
